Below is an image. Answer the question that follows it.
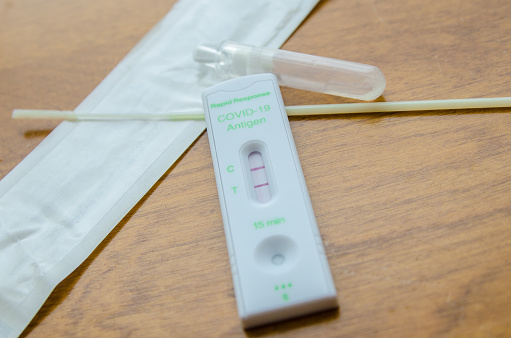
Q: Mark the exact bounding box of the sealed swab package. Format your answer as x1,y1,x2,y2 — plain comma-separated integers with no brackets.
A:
0,0,320,337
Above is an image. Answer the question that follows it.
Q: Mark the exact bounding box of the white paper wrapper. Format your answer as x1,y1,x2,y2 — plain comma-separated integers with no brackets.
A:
0,0,319,336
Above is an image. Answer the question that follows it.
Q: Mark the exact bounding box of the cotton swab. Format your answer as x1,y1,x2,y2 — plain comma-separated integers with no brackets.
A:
11,110,205,121
12,97,511,121
285,97,511,116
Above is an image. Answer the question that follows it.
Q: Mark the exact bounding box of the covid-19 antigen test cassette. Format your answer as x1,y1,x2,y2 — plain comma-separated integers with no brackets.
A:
202,73,338,328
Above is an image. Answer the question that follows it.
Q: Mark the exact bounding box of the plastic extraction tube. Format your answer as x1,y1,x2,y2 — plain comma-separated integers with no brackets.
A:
193,41,386,101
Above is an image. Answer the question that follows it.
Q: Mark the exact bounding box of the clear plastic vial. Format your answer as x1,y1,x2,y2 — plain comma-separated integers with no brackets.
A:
194,41,386,101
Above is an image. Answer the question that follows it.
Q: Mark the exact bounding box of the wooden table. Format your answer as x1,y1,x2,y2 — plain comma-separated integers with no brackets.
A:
1,0,511,336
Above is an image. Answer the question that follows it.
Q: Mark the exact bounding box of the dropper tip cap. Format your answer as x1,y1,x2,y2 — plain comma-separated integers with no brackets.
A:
193,44,218,63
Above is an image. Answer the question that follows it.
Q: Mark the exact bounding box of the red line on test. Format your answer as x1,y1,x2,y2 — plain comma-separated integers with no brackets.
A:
250,166,265,171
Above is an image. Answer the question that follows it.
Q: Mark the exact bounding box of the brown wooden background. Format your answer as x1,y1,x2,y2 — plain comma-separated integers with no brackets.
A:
1,0,510,336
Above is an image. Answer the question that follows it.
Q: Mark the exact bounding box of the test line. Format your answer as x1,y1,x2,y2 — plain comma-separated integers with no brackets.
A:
12,97,511,121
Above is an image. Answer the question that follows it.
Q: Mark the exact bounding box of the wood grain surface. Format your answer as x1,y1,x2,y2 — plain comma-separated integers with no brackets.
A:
1,0,511,336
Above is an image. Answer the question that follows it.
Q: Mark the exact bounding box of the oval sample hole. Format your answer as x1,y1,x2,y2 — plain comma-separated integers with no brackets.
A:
271,254,285,265
255,235,299,273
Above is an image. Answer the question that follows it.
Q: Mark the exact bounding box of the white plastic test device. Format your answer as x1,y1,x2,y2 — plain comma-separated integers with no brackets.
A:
202,73,338,328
